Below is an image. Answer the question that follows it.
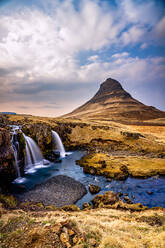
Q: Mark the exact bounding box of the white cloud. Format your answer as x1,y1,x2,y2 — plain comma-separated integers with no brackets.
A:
140,43,147,49
77,55,165,88
112,52,129,58
0,0,122,86
120,0,161,26
88,55,99,62
121,26,145,45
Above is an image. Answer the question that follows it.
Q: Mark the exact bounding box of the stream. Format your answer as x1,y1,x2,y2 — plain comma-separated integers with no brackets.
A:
12,151,165,208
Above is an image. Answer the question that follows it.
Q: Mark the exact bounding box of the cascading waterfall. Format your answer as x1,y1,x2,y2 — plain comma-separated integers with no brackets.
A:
52,130,66,158
9,125,52,183
11,129,21,178
23,134,43,170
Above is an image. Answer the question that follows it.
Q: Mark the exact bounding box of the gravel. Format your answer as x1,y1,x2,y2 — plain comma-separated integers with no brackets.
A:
16,175,87,207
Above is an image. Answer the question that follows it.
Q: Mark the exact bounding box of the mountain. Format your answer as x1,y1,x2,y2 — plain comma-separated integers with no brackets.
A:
63,78,165,122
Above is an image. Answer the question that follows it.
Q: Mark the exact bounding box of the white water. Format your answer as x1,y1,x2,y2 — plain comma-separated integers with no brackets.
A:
12,141,21,178
52,130,66,157
23,134,44,170
11,130,21,178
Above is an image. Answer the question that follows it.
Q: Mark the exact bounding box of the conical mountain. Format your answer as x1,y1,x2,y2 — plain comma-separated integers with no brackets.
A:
63,78,165,121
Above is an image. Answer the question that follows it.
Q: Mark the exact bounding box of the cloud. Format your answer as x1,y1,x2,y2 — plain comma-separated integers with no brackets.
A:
153,16,165,38
111,52,129,58
88,55,99,62
0,0,165,115
140,43,147,49
121,26,145,45
120,0,162,26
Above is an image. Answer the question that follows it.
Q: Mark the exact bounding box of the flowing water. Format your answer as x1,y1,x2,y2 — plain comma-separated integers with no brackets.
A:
10,125,49,182
11,130,21,178
12,151,165,208
52,130,66,157
23,134,44,172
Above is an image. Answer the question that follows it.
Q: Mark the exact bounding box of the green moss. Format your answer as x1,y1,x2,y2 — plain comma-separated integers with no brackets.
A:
61,204,80,211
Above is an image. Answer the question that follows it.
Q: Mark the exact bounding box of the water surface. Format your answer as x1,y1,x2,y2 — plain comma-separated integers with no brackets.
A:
13,151,165,208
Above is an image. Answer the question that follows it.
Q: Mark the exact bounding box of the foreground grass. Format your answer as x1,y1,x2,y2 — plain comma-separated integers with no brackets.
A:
0,204,165,248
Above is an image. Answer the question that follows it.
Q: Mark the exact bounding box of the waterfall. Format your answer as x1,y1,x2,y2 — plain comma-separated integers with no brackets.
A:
23,134,43,170
11,130,21,178
52,130,66,158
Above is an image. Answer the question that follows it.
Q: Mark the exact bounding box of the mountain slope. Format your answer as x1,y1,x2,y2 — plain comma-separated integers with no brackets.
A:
63,78,165,121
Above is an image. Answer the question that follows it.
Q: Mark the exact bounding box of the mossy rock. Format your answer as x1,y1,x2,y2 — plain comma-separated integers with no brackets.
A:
0,194,18,209
61,205,80,211
89,184,101,194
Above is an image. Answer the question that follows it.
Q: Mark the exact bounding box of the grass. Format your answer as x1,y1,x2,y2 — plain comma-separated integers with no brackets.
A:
0,194,164,248
77,153,165,178
0,195,18,209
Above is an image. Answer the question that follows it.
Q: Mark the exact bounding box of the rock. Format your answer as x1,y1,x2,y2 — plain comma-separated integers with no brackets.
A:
82,202,92,210
92,191,119,207
52,224,62,234
124,196,133,204
89,238,97,246
61,205,80,211
121,131,144,139
147,191,153,195
0,127,16,189
88,167,97,175
101,160,106,168
137,216,163,226
16,175,87,207
106,178,111,182
115,173,127,180
68,229,75,236
60,232,69,244
131,194,135,200
158,153,165,158
106,201,148,211
120,165,129,174
89,184,101,194
117,192,123,197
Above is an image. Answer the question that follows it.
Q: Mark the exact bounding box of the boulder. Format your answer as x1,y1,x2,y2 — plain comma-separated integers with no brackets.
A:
82,202,92,210
92,191,119,207
89,184,101,194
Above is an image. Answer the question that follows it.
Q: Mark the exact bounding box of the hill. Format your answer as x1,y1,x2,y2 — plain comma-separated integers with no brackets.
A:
63,78,165,122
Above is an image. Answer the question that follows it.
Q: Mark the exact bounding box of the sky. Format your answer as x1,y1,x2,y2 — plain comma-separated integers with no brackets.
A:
0,0,165,117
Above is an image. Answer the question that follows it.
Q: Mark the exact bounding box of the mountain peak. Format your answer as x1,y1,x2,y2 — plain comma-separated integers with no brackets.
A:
100,78,123,92
63,77,165,121
91,78,131,103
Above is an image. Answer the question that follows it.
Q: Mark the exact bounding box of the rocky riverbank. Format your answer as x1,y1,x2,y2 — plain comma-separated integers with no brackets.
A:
0,127,15,191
